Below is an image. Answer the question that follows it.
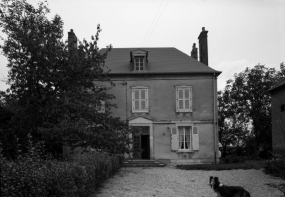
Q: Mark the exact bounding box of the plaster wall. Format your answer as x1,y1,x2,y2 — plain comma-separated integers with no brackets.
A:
153,123,215,161
271,88,285,155
99,75,215,122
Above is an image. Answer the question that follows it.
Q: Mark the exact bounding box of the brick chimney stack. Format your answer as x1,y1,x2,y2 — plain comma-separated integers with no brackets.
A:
68,29,77,50
191,43,198,60
198,27,208,66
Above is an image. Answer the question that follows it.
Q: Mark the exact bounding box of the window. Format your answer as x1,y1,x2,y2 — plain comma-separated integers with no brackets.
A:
130,49,148,71
176,86,192,112
171,125,199,151
96,100,105,113
134,57,144,71
132,87,148,113
178,127,191,149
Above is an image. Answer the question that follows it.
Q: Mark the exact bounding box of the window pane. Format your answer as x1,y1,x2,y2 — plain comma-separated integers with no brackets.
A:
135,90,140,99
178,89,183,99
141,89,145,99
185,89,190,99
141,100,146,110
135,100,140,110
186,142,190,149
185,100,189,109
179,100,183,109
185,127,191,135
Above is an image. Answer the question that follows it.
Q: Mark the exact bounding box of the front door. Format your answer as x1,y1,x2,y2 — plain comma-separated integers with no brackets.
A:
132,126,150,159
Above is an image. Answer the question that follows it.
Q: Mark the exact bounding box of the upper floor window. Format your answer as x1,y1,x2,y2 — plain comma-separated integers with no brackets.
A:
96,100,105,113
134,57,144,71
130,49,148,72
132,86,149,113
176,86,193,112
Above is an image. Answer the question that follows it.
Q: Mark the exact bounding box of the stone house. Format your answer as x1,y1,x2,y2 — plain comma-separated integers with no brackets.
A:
65,27,222,165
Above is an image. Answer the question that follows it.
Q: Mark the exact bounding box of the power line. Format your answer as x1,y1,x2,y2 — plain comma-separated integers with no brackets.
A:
140,0,165,47
143,0,169,47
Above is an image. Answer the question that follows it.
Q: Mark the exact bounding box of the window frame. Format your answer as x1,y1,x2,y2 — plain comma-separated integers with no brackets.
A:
134,56,144,71
176,85,193,112
178,126,192,150
131,86,149,113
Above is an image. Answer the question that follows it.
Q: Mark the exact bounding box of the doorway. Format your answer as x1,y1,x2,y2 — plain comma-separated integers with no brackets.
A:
132,126,150,160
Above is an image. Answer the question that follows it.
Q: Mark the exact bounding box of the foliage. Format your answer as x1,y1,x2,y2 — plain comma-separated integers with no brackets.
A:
0,135,124,197
177,160,265,171
0,0,132,157
218,64,285,157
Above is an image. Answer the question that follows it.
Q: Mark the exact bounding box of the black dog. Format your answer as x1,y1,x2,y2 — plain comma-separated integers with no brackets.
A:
209,176,250,197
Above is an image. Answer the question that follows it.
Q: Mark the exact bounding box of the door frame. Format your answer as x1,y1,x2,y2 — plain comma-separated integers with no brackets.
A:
129,117,154,159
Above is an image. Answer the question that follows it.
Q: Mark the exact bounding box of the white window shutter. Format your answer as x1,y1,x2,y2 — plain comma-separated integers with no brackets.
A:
176,89,180,112
192,126,199,150
189,87,193,112
145,89,149,112
171,127,179,151
185,88,190,110
132,89,135,112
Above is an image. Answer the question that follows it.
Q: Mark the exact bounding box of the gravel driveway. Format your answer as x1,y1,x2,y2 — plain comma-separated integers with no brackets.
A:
91,167,285,197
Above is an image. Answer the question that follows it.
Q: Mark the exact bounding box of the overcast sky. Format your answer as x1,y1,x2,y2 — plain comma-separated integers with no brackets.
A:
0,0,284,91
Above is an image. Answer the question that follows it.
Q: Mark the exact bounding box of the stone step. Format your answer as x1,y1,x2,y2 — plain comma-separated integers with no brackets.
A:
123,160,165,167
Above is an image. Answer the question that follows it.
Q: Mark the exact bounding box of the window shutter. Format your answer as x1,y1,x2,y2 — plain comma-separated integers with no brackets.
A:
189,87,193,112
185,88,190,110
132,89,135,112
192,126,199,150
176,89,182,112
134,89,140,110
171,127,179,151
145,89,149,111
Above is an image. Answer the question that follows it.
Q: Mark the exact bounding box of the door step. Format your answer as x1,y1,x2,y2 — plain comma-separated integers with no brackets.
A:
123,160,165,167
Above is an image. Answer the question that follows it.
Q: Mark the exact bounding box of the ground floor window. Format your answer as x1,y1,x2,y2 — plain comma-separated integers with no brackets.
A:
178,126,191,149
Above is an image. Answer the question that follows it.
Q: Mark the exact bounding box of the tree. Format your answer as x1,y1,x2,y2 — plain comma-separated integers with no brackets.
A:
218,64,284,157
0,0,132,157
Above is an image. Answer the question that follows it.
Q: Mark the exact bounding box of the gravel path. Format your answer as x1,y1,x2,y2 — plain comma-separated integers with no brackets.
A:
91,167,285,197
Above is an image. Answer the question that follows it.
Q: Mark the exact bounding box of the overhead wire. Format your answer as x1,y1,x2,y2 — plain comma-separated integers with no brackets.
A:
140,0,166,47
143,0,169,47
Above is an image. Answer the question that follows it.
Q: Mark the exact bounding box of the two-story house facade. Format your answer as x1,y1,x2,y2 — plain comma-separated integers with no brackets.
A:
94,28,222,165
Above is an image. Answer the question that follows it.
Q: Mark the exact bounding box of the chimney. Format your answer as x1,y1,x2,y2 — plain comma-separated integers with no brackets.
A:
68,29,77,50
198,27,208,66
191,43,198,60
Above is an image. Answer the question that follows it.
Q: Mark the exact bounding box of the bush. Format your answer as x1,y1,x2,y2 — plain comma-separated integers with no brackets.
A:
222,155,245,163
0,139,124,197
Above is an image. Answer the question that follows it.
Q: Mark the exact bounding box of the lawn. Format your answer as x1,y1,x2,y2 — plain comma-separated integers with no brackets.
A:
177,160,266,171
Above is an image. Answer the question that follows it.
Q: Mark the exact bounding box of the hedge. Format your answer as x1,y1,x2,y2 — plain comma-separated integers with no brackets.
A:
1,151,124,197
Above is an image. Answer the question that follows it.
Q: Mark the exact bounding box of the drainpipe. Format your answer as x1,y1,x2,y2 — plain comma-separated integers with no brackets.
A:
125,82,128,121
213,73,217,164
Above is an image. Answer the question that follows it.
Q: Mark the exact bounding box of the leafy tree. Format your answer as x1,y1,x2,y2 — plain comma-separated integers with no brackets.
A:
0,0,132,157
218,64,284,157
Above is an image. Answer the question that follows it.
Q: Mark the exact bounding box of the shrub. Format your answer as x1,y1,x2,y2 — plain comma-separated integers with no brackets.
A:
0,138,124,197
222,155,245,163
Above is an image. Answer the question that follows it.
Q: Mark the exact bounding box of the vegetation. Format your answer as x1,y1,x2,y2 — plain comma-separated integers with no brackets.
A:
218,64,285,158
0,0,132,158
177,159,265,171
0,135,124,197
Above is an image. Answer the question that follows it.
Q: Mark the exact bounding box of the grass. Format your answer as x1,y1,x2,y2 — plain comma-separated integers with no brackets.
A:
177,160,266,171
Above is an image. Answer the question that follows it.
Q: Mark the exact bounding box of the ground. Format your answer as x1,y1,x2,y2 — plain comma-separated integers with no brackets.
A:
90,165,285,197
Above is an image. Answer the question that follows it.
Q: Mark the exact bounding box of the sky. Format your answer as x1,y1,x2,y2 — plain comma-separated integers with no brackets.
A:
0,0,284,91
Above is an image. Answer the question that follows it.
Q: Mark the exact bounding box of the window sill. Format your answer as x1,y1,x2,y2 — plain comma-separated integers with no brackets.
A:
132,111,149,113
177,149,194,153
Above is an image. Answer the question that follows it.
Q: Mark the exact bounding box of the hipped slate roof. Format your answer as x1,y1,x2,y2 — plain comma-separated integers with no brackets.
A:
101,48,221,76
268,78,285,93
